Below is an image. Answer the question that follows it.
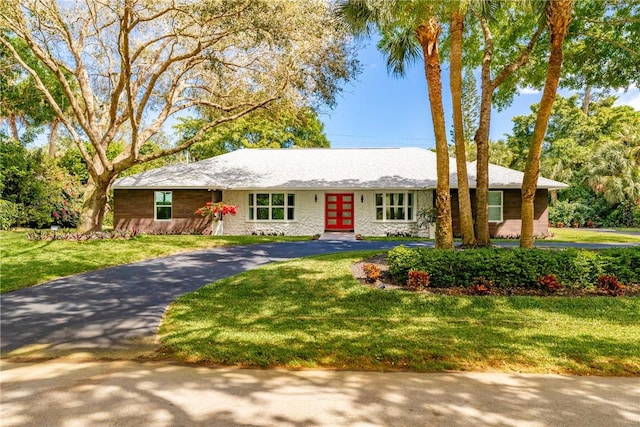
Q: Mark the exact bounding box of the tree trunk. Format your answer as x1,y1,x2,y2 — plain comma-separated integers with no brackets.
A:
582,85,591,115
450,10,475,246
8,112,20,141
474,19,494,246
417,17,453,249
48,118,60,157
521,0,572,248
77,174,115,233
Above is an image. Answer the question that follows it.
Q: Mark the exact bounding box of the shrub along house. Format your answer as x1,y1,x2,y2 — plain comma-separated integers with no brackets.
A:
113,147,567,237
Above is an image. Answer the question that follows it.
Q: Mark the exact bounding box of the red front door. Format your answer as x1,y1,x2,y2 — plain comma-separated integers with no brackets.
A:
325,193,354,231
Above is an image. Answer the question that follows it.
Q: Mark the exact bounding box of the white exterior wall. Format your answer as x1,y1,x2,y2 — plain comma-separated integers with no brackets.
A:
219,189,434,237
355,190,433,237
221,190,325,236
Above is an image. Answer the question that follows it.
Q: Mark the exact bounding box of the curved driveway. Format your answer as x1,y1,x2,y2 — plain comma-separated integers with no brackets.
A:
1,239,635,357
0,240,433,356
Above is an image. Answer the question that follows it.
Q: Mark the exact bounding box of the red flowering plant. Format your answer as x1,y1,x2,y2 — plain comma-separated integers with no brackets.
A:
195,202,238,235
195,202,238,220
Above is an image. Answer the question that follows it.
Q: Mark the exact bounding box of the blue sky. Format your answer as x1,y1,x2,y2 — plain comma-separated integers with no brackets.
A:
320,39,640,150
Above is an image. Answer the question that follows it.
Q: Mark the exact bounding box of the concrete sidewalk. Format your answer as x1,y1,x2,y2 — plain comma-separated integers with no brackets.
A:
2,360,639,427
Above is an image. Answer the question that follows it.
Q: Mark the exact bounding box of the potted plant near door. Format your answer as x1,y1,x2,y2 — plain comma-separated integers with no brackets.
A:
195,202,238,235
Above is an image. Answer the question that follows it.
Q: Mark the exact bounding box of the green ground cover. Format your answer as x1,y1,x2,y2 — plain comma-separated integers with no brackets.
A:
0,231,307,293
159,252,640,376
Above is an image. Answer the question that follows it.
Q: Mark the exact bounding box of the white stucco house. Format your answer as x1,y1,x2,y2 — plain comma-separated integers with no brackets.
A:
113,147,567,237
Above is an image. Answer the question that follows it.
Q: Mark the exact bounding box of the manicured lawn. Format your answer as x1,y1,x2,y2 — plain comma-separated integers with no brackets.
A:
0,231,308,293
159,252,640,376
550,227,640,244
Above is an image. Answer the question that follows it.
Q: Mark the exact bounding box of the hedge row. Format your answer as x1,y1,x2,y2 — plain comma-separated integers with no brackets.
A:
388,246,640,288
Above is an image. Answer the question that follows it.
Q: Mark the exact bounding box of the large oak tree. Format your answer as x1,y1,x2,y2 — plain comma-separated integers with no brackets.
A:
0,0,356,232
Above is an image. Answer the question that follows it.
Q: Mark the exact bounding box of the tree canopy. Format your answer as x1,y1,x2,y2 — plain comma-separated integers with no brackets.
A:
0,0,358,231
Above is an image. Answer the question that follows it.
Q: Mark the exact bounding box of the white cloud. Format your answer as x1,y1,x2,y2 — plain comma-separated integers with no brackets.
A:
519,87,541,95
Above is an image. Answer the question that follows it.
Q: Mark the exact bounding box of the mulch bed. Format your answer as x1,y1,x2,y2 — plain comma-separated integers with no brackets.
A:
351,254,640,297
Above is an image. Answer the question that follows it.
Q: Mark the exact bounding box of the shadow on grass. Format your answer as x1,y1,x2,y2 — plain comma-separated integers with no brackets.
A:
160,261,640,376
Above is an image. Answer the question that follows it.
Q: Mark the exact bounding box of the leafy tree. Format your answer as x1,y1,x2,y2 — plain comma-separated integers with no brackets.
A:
178,103,330,161
0,134,81,227
520,0,573,248
340,0,454,249
463,5,546,246
0,31,68,152
0,0,357,232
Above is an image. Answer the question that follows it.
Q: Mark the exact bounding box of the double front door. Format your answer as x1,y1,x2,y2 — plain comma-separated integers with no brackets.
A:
325,193,354,231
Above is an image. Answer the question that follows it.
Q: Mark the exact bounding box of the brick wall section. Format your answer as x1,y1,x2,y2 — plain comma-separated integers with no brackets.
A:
114,189,221,233
451,189,549,238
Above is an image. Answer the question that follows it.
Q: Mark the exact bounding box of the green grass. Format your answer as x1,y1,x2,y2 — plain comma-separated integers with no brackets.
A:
159,252,640,376
0,231,307,293
550,228,640,244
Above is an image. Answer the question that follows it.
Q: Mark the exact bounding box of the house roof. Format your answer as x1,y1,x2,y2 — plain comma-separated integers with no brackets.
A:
113,148,568,190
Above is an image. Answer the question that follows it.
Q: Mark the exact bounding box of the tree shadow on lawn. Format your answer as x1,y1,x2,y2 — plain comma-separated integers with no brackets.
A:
160,265,640,376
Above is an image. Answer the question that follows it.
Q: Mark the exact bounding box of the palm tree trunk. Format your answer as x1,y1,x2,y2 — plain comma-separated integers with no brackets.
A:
417,17,453,249
450,10,475,246
521,0,572,248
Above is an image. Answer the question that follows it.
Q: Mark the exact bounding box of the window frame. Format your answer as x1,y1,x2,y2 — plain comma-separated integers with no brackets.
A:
248,192,295,221
488,190,503,223
375,192,414,222
154,191,172,221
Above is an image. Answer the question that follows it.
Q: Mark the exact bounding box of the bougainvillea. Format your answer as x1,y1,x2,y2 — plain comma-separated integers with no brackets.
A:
195,202,238,218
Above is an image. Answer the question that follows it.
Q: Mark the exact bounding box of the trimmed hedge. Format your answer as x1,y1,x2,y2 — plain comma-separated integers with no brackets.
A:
388,246,640,288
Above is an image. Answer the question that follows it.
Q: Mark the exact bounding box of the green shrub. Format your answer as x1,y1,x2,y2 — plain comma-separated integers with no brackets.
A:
0,199,21,230
388,246,640,289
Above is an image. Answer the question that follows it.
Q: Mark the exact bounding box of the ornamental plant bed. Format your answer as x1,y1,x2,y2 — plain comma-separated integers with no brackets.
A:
352,254,640,297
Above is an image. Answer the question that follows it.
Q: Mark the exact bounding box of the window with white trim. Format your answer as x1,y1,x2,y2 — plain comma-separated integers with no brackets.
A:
248,193,295,221
488,191,503,222
375,192,414,221
155,191,172,220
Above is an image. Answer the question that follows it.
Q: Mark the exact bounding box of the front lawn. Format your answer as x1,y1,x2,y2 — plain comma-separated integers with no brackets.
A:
550,228,640,244
0,231,307,293
159,252,640,376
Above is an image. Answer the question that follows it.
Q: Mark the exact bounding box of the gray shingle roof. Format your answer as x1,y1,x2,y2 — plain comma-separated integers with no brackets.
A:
113,148,568,190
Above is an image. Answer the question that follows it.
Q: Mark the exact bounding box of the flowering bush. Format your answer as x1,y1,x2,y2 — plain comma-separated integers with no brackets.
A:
195,202,238,219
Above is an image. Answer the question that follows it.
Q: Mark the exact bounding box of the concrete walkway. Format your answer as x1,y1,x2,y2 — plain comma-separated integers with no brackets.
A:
2,360,639,427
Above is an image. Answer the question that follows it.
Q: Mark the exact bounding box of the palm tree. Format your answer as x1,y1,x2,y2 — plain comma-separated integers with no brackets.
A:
340,0,454,249
585,132,640,206
520,0,573,248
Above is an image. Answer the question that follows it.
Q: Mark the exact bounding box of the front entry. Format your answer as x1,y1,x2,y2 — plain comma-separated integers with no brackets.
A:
325,193,354,231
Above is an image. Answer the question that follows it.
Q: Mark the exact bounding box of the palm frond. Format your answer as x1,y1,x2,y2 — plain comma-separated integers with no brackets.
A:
378,27,420,76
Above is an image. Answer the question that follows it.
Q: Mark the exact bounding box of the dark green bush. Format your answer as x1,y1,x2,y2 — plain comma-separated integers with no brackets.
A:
388,246,640,289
